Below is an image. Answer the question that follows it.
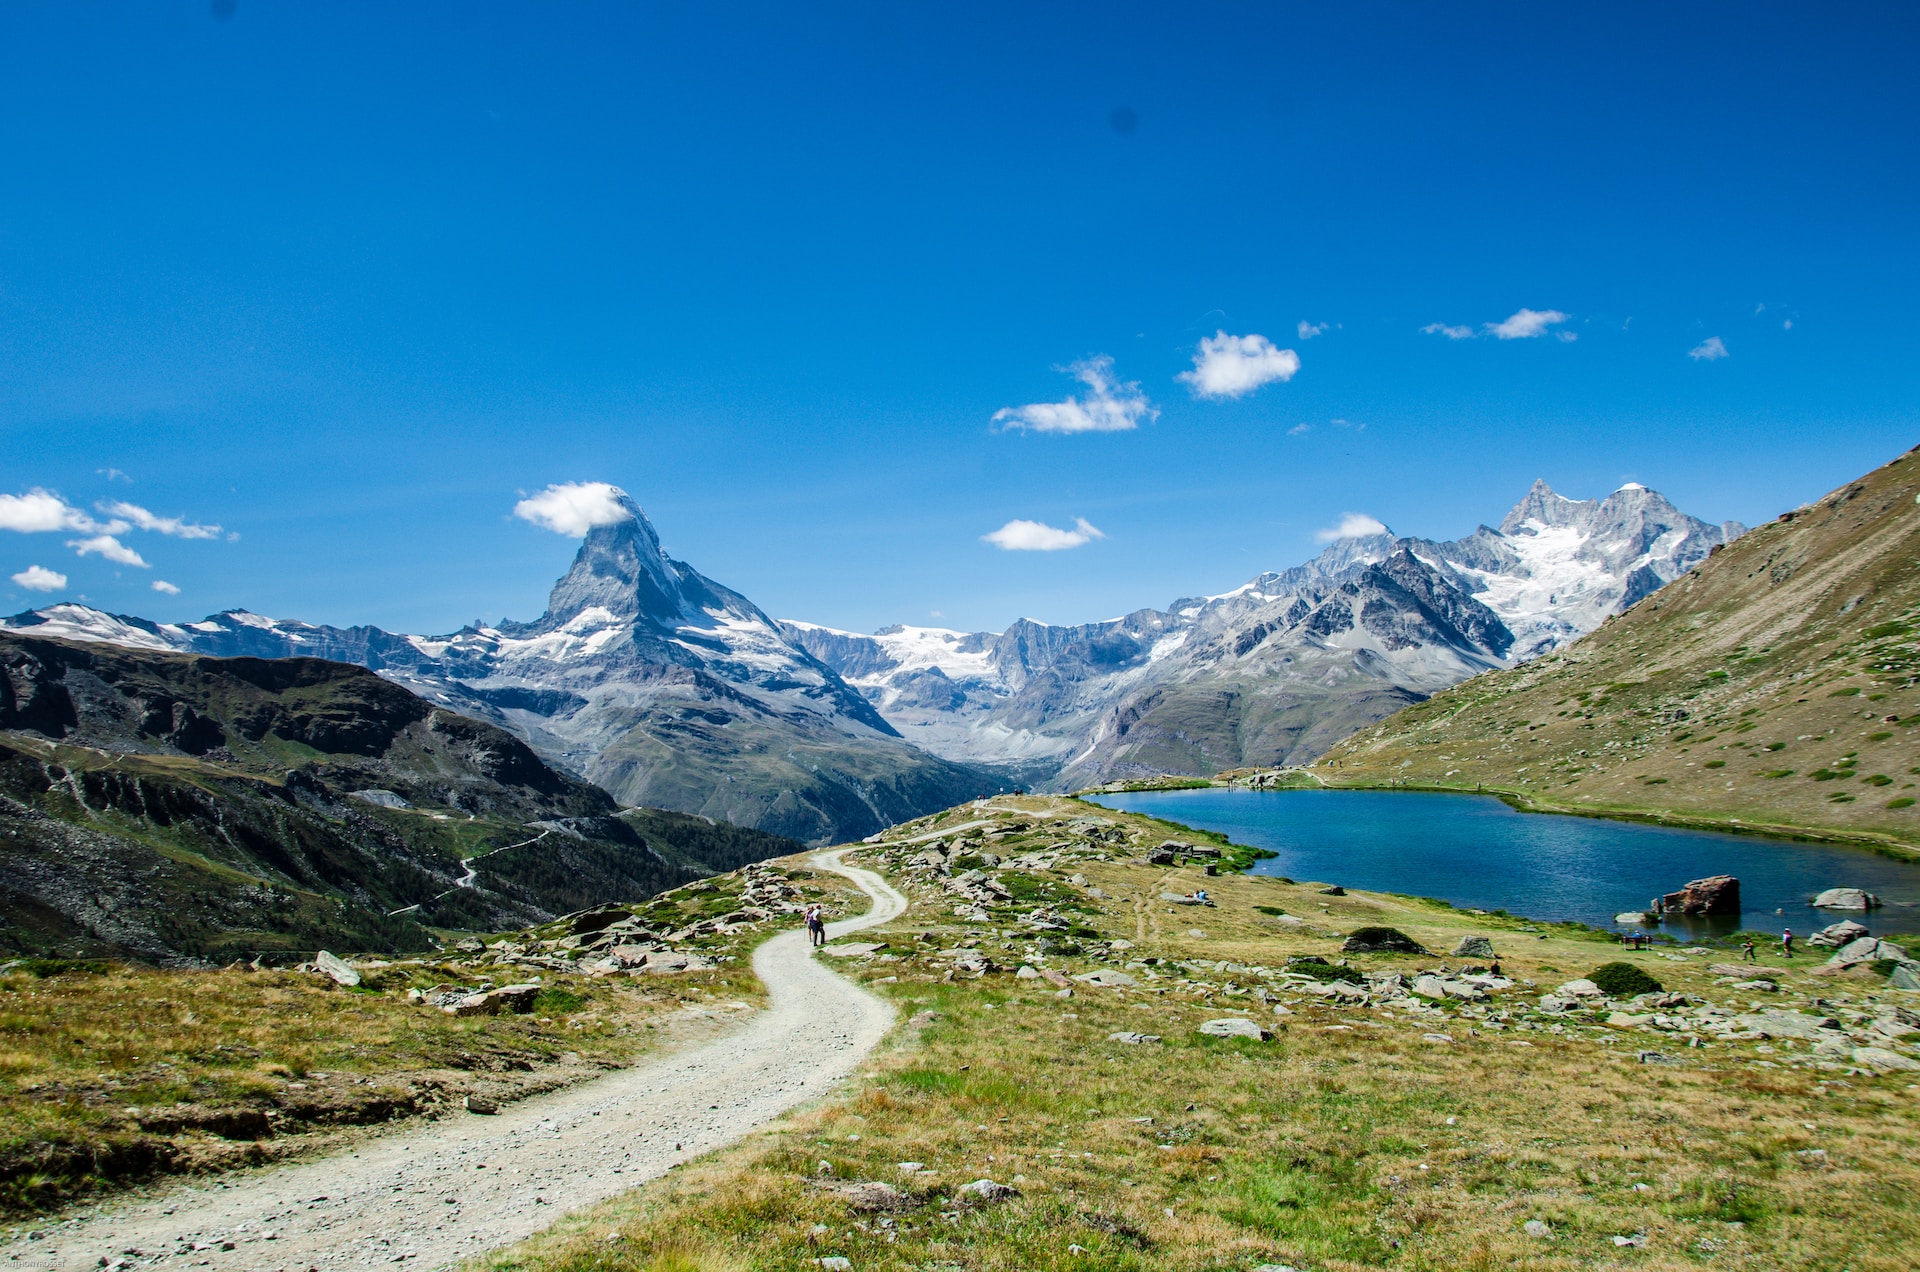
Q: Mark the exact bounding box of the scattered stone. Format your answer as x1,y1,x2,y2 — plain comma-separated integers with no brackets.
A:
1198,1018,1272,1041
1523,1220,1552,1239
818,1258,853,1271
1812,887,1882,911
820,943,884,958
1615,912,1653,925
1341,926,1428,954
1319,885,1347,896
1654,875,1739,916
464,1095,499,1115
1555,978,1603,999
1852,1046,1920,1072
1451,935,1497,959
1422,1032,1454,1044
1108,1031,1162,1045
956,1178,1021,1205
1892,964,1920,991
1144,847,1177,866
1072,971,1137,988
312,951,361,988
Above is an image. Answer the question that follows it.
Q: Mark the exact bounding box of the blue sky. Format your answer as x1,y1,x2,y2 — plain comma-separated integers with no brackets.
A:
3,2,1916,635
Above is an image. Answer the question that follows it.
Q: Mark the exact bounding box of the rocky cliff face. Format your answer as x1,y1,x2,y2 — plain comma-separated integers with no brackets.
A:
4,495,1006,844
785,479,1743,785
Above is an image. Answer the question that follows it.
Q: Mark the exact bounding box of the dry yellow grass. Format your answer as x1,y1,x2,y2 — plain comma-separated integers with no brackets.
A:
475,797,1920,1272
0,861,863,1216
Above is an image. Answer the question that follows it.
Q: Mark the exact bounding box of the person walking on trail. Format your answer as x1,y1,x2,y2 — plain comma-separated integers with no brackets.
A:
806,905,826,948
1780,927,1795,959
1741,935,1758,963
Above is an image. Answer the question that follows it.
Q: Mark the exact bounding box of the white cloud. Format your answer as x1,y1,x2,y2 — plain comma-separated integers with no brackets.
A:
1689,336,1729,361
1421,322,1474,340
991,357,1158,433
0,489,101,534
1485,308,1569,339
1297,320,1329,340
1177,331,1301,400
1288,422,1311,436
97,467,132,483
982,517,1106,551
97,501,221,539
67,534,149,567
512,482,635,536
10,564,66,592
1313,512,1389,543
151,579,181,595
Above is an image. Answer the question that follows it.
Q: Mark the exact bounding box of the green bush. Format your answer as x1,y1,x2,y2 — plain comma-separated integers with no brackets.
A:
532,986,585,1015
1588,961,1663,997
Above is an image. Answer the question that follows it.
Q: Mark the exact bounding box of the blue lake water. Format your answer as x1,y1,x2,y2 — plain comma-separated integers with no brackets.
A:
1088,788,1920,939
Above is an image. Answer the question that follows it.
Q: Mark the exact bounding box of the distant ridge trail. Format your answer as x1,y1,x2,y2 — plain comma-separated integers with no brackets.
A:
1,850,904,1272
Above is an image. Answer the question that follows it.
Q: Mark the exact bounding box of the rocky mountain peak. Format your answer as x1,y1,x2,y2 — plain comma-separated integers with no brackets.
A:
541,496,688,628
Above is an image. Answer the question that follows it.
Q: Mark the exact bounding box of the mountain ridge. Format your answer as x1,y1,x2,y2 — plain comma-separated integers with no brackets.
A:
1315,445,1920,857
783,478,1744,785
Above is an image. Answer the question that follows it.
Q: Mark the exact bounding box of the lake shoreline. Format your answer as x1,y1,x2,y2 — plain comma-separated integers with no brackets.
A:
1314,777,1920,865
1085,785,1920,939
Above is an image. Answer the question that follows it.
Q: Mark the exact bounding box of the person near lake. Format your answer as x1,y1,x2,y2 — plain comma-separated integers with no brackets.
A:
1742,936,1758,963
1780,928,1795,958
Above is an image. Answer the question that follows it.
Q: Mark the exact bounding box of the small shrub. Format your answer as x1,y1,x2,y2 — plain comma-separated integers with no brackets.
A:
1887,797,1915,809
532,986,585,1015
1864,774,1894,786
1588,961,1663,997
1703,761,1725,769
1762,769,1793,779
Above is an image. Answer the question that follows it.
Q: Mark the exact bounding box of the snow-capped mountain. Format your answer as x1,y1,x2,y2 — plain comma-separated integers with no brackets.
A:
3,495,1005,842
786,479,1744,784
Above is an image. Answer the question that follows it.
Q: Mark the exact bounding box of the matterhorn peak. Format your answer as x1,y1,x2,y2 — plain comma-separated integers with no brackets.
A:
542,497,686,627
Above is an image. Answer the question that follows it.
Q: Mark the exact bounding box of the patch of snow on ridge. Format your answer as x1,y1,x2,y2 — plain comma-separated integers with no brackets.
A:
0,604,178,652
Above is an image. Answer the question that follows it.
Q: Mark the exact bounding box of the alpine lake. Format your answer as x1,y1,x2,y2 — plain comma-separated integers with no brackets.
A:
1089,787,1920,941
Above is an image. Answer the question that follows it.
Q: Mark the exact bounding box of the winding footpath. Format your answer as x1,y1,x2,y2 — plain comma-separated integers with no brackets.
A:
3,849,905,1272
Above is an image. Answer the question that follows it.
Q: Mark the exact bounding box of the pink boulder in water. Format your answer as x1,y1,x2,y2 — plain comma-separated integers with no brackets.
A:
1654,875,1740,917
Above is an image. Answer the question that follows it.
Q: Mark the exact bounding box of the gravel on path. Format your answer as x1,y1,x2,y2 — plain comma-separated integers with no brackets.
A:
2,849,905,1272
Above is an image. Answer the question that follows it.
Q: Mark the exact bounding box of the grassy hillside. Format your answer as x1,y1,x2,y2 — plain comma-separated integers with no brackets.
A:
1316,445,1920,857
476,795,1920,1272
0,634,800,959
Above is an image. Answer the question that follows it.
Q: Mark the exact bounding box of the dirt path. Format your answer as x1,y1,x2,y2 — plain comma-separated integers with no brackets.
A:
3,849,905,1272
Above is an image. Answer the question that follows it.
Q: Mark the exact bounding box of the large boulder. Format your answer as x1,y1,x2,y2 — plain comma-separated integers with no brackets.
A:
1655,875,1740,916
1341,926,1428,954
1812,887,1882,910
313,950,361,988
1827,936,1908,968
1451,935,1497,959
1197,1017,1273,1041
1808,920,1871,948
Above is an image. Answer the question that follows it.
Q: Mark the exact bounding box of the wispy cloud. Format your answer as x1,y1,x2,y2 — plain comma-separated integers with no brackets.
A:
1297,320,1330,340
151,579,181,595
67,535,149,567
1314,512,1389,543
513,481,635,536
10,564,66,592
992,357,1158,434
1288,422,1311,436
97,468,132,484
982,517,1105,551
1424,309,1572,341
1177,331,1301,400
98,501,221,539
1486,308,1570,339
1688,336,1729,361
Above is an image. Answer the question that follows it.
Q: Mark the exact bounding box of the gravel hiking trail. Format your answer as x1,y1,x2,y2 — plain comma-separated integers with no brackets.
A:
3,849,905,1272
